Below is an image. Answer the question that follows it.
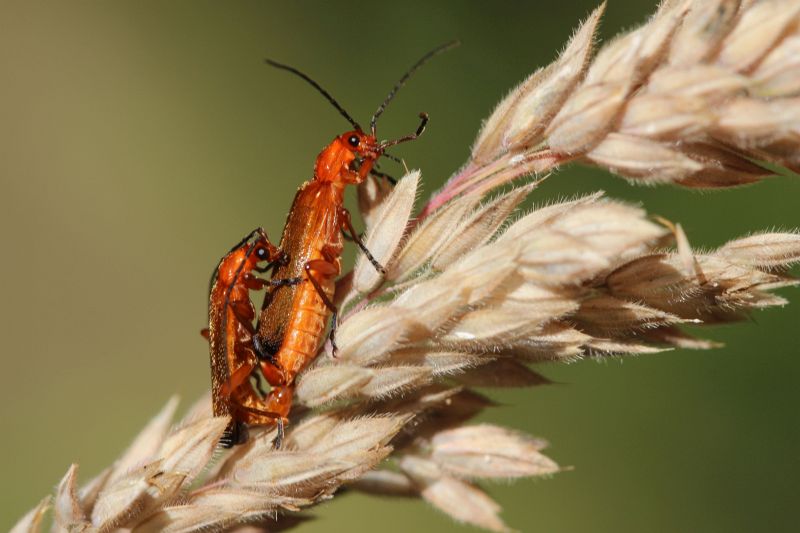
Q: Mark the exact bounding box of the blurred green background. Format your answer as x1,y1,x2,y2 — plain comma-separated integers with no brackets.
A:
1,1,798,531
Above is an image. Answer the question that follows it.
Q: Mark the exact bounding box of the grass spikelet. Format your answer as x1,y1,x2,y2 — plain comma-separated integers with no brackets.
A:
18,1,800,531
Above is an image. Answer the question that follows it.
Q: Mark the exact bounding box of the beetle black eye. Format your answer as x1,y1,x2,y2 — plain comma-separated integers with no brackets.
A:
256,248,267,259
348,135,359,147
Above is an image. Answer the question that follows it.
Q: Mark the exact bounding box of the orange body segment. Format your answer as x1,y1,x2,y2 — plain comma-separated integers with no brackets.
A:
207,229,292,444
209,43,454,444
255,136,378,419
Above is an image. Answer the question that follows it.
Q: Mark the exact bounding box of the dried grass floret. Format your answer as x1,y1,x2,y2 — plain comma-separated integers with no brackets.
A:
18,1,800,531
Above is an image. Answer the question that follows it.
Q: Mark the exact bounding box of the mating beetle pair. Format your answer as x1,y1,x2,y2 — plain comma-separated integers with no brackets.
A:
205,42,457,447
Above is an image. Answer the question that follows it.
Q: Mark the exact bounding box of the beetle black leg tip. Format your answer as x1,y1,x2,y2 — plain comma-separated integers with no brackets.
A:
220,421,249,448
271,419,285,450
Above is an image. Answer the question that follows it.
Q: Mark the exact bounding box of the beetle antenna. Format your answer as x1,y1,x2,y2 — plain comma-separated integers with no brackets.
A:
370,40,459,137
266,58,362,131
380,112,429,149
381,152,403,164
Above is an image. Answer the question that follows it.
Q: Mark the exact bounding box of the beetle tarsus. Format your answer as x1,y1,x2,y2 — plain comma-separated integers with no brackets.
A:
220,420,249,448
272,419,285,450
340,207,386,275
370,169,398,185
329,309,339,358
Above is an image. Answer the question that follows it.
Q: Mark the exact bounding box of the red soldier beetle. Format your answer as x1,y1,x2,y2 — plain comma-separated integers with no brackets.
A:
253,42,458,440
206,228,300,447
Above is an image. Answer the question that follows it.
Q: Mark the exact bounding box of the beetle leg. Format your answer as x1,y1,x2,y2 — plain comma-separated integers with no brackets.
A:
272,419,285,450
220,420,249,448
304,259,341,355
339,207,386,275
224,378,285,447
235,342,282,394
249,361,270,397
229,298,256,331
234,319,257,340
244,273,302,290
258,357,285,387
328,309,339,355
229,397,283,428
369,168,397,185
232,383,292,448
341,229,363,242
242,273,268,290
219,360,257,398
265,385,292,421
271,276,303,288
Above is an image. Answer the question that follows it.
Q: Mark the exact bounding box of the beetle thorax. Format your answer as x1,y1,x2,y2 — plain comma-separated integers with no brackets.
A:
313,131,380,185
218,251,247,286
